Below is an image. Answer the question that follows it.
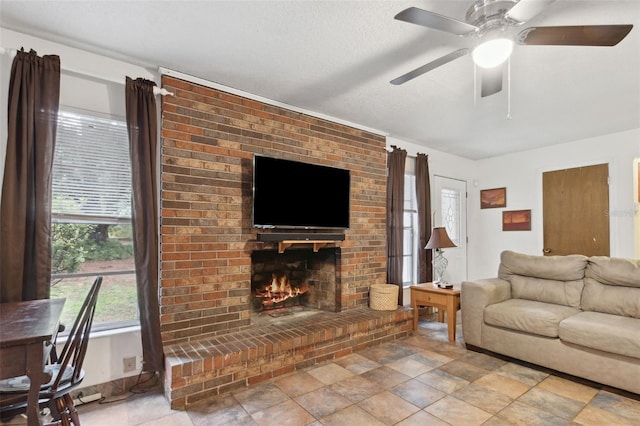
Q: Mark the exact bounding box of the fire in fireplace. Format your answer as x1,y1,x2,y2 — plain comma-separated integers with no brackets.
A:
254,273,309,311
251,247,340,313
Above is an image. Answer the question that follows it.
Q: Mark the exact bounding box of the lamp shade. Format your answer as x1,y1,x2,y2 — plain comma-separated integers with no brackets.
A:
425,227,456,249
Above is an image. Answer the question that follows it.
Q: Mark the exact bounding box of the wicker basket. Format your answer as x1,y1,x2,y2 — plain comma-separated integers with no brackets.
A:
369,284,399,311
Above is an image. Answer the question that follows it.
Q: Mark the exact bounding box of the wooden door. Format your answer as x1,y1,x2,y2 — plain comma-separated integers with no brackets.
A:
542,164,609,256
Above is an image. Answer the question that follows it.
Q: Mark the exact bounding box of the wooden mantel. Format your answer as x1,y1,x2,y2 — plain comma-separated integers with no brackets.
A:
257,233,345,253
278,240,337,253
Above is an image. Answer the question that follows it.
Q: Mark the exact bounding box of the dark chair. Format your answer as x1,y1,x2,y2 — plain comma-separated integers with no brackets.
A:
0,276,103,426
49,323,66,364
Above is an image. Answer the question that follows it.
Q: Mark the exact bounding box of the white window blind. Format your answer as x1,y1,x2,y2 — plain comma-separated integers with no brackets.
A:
52,110,131,223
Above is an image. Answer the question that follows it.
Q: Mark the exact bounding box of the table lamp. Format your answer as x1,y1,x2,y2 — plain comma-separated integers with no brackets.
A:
425,227,456,284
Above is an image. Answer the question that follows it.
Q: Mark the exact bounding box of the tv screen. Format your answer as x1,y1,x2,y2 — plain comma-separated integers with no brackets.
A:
252,155,350,229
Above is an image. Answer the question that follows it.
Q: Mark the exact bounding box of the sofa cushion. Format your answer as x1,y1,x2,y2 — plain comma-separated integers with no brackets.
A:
586,256,640,288
484,299,581,338
581,279,640,319
510,276,583,308
499,250,587,282
559,311,640,360
498,251,586,307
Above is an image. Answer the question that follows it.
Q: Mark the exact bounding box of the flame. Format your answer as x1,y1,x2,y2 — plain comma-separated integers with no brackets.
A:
255,273,308,308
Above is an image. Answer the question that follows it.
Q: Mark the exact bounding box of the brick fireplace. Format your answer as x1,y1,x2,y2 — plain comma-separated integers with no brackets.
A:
159,74,411,408
159,74,389,345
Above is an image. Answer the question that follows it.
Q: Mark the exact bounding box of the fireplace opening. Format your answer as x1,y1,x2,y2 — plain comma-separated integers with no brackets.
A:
253,272,309,311
251,247,340,314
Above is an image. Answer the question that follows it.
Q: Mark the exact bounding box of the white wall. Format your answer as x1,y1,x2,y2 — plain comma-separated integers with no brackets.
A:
390,130,640,283
469,129,640,280
0,28,156,388
55,327,144,388
635,158,640,258
0,51,8,193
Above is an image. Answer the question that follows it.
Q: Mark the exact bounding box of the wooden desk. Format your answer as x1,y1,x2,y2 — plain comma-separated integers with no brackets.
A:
410,283,460,342
0,298,65,426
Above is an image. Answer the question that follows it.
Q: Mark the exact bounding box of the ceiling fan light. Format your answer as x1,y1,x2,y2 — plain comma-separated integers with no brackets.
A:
472,38,514,68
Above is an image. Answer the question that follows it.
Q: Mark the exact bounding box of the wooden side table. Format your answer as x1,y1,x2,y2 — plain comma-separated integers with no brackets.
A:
410,283,461,342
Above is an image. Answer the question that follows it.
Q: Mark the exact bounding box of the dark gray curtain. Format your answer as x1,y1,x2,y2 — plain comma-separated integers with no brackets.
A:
386,146,406,305
0,49,60,303
416,153,433,283
125,77,163,372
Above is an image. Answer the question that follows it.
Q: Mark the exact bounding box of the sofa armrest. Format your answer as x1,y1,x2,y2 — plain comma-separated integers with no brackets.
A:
461,278,511,346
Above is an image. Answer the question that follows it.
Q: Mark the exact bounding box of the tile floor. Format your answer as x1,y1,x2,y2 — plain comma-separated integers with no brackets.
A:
5,311,640,425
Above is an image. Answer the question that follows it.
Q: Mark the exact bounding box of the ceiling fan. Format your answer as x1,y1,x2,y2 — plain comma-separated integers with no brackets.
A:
391,0,633,97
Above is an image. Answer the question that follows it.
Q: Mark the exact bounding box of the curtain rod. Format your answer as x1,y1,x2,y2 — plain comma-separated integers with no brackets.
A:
60,64,174,96
0,47,17,59
153,87,174,96
0,46,173,96
1,46,123,86
385,147,433,160
386,147,415,158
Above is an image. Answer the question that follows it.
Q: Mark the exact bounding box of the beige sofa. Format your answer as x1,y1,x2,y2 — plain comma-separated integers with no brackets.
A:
461,250,640,395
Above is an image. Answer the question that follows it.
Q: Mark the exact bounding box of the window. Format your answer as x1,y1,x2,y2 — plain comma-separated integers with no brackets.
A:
50,109,138,331
402,174,418,287
441,188,461,246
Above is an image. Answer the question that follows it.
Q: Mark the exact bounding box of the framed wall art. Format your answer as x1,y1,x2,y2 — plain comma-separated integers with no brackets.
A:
503,209,531,231
480,187,506,209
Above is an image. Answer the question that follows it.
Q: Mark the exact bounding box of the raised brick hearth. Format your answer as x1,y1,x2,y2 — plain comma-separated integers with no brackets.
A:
164,306,412,408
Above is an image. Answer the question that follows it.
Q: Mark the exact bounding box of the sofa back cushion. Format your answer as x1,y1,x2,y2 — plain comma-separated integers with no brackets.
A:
498,251,587,307
509,276,584,308
586,256,640,288
582,256,640,318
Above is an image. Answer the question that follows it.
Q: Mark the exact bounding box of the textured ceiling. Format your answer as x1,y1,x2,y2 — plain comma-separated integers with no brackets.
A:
1,0,639,159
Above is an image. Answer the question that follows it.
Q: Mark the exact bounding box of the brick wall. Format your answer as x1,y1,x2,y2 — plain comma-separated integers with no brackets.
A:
160,75,387,346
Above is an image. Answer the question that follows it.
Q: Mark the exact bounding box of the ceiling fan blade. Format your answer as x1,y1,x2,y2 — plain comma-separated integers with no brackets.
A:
391,49,469,85
394,7,478,36
505,0,556,24
481,66,503,98
517,25,633,46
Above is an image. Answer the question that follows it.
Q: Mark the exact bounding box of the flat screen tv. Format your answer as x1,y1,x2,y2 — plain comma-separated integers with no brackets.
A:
252,155,350,229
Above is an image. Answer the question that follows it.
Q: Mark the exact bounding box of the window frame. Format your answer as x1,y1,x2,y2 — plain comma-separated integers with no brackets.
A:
51,107,139,333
